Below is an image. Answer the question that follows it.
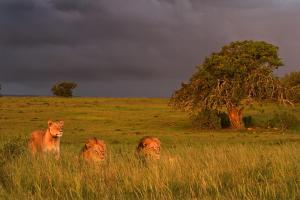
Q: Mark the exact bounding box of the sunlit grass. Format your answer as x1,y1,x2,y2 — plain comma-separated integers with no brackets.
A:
0,97,300,199
1,144,300,199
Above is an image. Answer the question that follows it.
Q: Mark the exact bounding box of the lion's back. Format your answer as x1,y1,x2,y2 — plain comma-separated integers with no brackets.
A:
28,130,45,153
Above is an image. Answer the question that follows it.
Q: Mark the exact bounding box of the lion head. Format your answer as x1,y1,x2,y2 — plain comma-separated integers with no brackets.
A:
48,120,64,138
81,137,106,162
136,136,161,160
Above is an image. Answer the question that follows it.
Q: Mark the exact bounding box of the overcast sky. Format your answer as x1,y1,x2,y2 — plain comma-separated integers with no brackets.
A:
0,0,299,97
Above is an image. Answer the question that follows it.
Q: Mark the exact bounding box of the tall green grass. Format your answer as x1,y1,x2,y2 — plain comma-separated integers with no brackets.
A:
1,144,300,199
1,97,300,199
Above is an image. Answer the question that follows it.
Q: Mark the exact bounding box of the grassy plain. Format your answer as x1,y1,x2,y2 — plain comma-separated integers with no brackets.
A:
0,97,300,199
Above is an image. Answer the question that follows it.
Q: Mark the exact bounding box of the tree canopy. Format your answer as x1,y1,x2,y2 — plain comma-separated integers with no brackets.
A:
51,82,77,97
170,40,292,129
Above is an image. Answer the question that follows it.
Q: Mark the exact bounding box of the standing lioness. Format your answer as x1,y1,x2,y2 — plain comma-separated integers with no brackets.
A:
28,120,64,158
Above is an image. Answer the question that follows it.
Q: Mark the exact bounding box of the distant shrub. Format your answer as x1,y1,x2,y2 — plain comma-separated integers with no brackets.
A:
51,81,77,97
219,112,231,129
268,111,299,130
191,109,221,129
242,116,254,128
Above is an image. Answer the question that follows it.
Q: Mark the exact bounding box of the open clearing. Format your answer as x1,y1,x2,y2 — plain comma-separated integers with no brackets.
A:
0,97,300,199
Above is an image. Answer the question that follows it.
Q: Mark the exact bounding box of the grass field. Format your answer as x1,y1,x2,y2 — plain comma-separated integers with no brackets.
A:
0,97,300,199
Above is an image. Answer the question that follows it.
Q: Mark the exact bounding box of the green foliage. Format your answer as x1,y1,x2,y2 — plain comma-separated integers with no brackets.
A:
219,112,231,128
0,136,27,164
242,116,254,128
51,81,77,97
282,71,300,87
191,110,231,129
191,109,221,129
281,71,300,103
0,137,27,191
268,111,299,130
170,40,291,128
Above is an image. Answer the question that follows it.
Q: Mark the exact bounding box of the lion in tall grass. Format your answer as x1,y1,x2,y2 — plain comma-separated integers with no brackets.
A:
136,136,161,160
28,120,64,159
80,137,106,162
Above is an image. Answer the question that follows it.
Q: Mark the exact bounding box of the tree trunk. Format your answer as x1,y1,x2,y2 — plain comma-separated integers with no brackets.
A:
227,106,244,129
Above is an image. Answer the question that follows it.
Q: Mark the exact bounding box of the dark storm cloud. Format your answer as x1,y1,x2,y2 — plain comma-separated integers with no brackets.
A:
0,0,36,12
3,64,156,82
51,0,93,12
1,0,300,96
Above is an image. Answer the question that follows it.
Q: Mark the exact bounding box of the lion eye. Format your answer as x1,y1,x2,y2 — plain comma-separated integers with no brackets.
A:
93,150,100,154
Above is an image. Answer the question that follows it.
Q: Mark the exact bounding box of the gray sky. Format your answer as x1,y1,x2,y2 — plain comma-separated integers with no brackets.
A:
0,0,299,97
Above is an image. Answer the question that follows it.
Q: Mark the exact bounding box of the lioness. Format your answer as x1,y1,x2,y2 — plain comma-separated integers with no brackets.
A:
80,137,106,162
28,120,64,158
136,136,161,160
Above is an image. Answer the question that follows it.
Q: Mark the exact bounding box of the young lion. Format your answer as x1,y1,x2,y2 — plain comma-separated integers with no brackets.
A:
80,137,106,162
136,136,161,160
28,120,64,158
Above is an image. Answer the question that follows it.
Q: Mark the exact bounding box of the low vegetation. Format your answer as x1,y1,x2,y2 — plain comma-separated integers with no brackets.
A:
1,142,300,199
282,71,300,103
0,97,300,199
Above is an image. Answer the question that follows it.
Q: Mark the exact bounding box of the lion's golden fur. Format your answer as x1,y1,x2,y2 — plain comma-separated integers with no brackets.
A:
28,120,64,158
80,137,106,162
136,136,161,160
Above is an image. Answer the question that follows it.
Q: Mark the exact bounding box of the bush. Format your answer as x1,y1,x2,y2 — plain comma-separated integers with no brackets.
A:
281,71,300,103
51,81,77,97
0,137,27,191
290,86,300,103
268,111,299,130
0,136,27,165
219,112,231,129
191,109,221,129
242,116,254,128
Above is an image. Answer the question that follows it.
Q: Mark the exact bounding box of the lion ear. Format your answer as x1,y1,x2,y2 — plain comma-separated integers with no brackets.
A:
85,143,92,149
59,121,64,126
48,120,53,127
85,138,95,148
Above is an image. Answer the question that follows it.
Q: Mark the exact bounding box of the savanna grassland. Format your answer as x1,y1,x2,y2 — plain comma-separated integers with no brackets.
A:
0,97,300,199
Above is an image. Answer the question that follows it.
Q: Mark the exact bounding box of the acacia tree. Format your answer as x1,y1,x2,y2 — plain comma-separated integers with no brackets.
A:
51,82,77,97
170,40,292,129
